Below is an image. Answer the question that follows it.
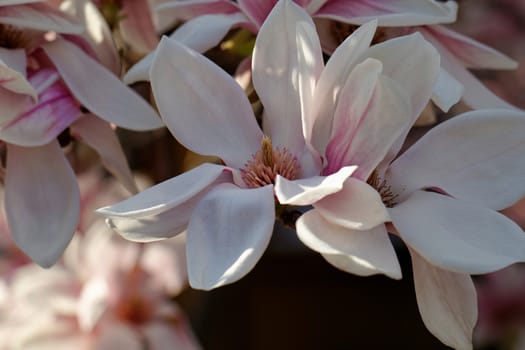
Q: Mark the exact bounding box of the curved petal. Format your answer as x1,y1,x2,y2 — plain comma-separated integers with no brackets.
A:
150,36,262,168
314,177,390,230
275,165,356,205
390,191,525,274
365,32,440,171
431,68,463,112
410,249,477,350
71,114,137,194
314,0,457,26
388,109,525,210
119,0,158,54
308,20,376,155
0,48,36,99
424,25,518,70
155,0,241,21
187,183,275,290
0,70,81,147
252,0,322,154
0,3,83,34
5,141,80,267
237,0,275,28
297,210,401,279
97,163,231,218
41,38,164,131
324,59,412,180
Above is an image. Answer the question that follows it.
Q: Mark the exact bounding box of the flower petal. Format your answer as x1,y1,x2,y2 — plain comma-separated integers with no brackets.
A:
314,177,390,230
97,163,231,218
0,48,36,99
119,0,158,54
41,38,163,131
314,0,457,26
308,20,376,155
155,0,241,21
71,114,137,194
274,165,356,205
390,191,525,274
410,249,477,350
252,0,322,154
0,3,83,34
324,58,412,180
187,183,275,290
150,36,262,168
388,109,525,210
296,210,401,279
5,141,80,267
237,0,275,28
431,68,463,112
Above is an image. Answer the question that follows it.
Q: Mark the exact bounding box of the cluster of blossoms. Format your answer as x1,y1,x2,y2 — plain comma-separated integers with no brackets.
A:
0,0,524,349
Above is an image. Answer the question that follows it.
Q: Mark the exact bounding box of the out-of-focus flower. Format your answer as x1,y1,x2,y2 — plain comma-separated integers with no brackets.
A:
0,1,164,267
297,108,525,349
123,0,455,84
0,170,198,350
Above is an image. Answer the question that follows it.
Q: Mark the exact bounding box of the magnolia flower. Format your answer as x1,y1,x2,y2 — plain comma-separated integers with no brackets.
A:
0,1,163,267
98,0,443,291
124,0,455,84
297,108,525,349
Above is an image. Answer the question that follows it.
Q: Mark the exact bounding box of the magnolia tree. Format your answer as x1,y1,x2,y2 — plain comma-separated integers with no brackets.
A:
0,0,524,349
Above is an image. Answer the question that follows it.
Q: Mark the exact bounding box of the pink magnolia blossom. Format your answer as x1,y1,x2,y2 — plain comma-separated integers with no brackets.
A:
297,107,525,349
98,0,442,291
0,1,163,267
124,0,455,84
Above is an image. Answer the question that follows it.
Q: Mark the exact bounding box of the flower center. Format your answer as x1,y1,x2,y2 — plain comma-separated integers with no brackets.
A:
240,135,300,188
329,21,386,46
0,24,33,49
367,170,398,208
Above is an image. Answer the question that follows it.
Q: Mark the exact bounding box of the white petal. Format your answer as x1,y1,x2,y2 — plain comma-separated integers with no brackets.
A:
314,0,457,26
390,191,525,274
119,0,158,54
5,141,80,267
410,249,477,350
297,210,401,279
97,163,231,218
431,68,463,112
150,36,262,168
0,48,36,99
71,114,137,194
274,165,356,205
252,0,323,154
388,109,525,210
314,177,390,230
187,183,275,290
41,38,163,131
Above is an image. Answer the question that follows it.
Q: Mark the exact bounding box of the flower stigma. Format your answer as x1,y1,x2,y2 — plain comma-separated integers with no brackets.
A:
240,135,300,188
367,170,398,208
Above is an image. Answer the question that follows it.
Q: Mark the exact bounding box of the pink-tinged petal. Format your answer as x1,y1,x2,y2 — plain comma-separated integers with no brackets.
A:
237,0,276,28
77,277,109,332
315,0,457,26
420,28,517,110
0,0,42,5
0,84,30,127
388,109,525,210
96,324,143,350
71,114,137,194
314,177,390,230
187,183,275,290
97,163,232,218
275,165,356,205
366,32,440,171
0,71,81,147
0,49,36,99
410,249,477,350
119,0,158,54
324,58,412,179
252,0,322,155
308,20,376,154
60,0,120,74
150,37,261,168
5,141,80,267
431,68,463,112
0,3,83,33
155,0,241,21
125,12,250,85
424,25,518,70
390,191,525,274
41,38,163,131
297,210,401,279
